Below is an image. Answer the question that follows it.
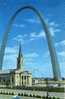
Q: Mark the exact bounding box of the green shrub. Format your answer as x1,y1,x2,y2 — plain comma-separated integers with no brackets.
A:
53,97,56,99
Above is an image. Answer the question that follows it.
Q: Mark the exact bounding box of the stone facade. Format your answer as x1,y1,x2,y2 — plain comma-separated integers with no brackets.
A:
12,70,32,87
0,69,32,87
0,44,32,87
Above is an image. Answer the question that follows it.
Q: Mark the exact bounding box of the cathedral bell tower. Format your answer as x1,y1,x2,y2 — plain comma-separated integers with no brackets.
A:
17,43,23,70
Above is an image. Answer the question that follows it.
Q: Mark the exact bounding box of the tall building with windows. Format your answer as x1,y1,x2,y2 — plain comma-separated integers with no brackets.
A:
0,44,32,87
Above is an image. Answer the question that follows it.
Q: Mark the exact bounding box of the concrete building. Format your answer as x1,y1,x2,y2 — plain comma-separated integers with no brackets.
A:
0,44,32,87
32,77,65,88
32,78,47,87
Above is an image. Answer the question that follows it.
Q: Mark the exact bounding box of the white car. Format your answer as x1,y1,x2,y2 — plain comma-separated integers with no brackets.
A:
48,84,58,88
12,95,20,99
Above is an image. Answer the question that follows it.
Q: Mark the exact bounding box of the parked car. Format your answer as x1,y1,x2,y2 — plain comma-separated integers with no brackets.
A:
12,95,20,99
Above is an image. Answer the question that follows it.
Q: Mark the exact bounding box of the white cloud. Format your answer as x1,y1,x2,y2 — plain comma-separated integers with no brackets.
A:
3,46,39,69
30,38,35,41
14,35,23,39
23,34,28,37
12,34,30,46
30,31,46,40
13,31,46,44
58,51,65,57
49,22,58,27
48,20,61,37
3,54,17,70
49,27,61,37
37,31,46,38
29,28,55,41
5,47,17,55
55,40,65,46
61,40,65,45
13,35,25,45
29,21,61,41
3,46,18,69
25,18,40,24
25,52,39,58
13,24,25,28
30,32,37,38
12,20,61,44
4,54,17,62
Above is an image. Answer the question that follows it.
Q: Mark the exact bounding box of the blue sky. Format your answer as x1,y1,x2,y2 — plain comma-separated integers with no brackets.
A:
0,0,65,78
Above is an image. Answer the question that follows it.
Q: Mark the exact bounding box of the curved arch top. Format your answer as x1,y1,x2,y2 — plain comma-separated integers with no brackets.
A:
0,5,61,80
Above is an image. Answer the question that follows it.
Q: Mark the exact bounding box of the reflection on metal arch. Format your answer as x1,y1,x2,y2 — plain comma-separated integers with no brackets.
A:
0,5,61,80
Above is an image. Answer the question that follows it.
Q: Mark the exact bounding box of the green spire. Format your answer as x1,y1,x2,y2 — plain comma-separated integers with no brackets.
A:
17,43,23,70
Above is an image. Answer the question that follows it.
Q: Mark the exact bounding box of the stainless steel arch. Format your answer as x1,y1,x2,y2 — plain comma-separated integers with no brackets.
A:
0,5,61,80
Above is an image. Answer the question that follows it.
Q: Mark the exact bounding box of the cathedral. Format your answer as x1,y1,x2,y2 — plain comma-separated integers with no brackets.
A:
0,44,32,87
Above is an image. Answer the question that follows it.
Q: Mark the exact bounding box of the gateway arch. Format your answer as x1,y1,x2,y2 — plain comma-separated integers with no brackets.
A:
0,5,61,80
